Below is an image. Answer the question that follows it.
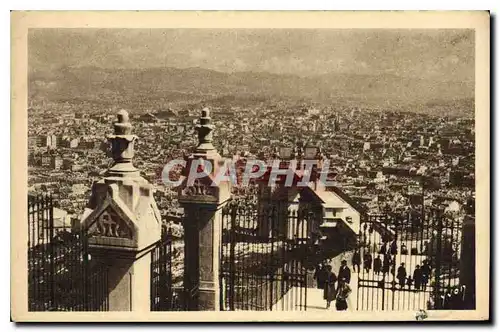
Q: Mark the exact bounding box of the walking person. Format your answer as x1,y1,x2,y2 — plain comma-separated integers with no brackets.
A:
315,263,327,290
382,254,391,276
363,252,372,274
390,237,398,256
374,255,382,276
421,260,431,291
335,278,352,311
397,263,407,288
352,249,361,273
323,265,337,309
413,265,423,291
338,259,352,284
313,263,321,289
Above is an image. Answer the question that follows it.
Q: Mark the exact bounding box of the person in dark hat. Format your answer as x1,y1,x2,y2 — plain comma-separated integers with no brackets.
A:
413,265,423,290
397,262,407,288
338,259,351,284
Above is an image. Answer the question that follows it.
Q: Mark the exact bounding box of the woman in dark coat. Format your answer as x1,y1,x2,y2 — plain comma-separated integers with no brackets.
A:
421,260,431,291
335,278,352,311
323,265,337,309
413,265,423,290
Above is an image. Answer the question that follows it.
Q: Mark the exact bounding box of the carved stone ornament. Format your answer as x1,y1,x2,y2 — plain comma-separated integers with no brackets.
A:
182,179,216,198
88,210,133,239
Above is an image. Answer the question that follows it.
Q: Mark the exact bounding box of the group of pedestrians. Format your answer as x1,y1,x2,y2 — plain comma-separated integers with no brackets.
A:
394,260,432,291
353,241,433,292
314,260,352,310
313,235,435,311
351,249,373,274
408,261,432,291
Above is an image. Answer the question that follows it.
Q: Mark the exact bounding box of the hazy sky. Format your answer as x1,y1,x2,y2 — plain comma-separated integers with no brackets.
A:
29,29,474,81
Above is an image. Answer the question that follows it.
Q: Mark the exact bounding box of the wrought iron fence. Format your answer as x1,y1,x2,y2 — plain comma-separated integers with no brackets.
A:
220,198,310,311
151,228,176,311
150,226,193,311
356,209,470,311
28,194,109,311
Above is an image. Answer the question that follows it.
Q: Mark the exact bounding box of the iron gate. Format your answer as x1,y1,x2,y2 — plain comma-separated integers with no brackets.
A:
28,194,109,311
150,228,175,311
356,210,464,311
150,226,194,311
220,198,312,311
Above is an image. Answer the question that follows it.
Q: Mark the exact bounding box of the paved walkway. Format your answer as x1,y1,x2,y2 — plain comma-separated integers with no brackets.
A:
272,287,357,312
272,251,358,311
273,249,432,311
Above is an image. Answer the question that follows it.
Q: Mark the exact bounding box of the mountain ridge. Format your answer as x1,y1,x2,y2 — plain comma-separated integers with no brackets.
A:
29,65,474,112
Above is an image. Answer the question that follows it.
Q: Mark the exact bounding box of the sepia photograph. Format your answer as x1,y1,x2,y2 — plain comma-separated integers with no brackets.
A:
10,11,490,322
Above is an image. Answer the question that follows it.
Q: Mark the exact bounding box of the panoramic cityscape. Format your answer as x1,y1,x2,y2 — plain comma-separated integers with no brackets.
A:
26,28,476,314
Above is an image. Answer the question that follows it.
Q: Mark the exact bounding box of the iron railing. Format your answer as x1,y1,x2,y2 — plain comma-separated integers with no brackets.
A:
28,194,109,311
220,199,310,311
356,209,469,311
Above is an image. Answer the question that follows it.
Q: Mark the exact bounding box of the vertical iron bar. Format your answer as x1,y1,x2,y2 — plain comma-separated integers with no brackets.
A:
229,205,236,311
49,195,55,310
434,211,443,309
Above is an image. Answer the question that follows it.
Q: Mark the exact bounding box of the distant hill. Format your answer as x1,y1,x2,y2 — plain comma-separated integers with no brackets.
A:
28,66,474,113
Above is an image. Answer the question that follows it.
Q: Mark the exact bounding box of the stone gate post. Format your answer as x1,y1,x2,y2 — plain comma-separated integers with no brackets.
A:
177,108,231,310
80,110,162,311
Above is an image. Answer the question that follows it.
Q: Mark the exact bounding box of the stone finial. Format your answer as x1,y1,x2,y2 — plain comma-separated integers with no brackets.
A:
201,107,210,118
107,110,138,176
114,109,132,135
195,107,216,152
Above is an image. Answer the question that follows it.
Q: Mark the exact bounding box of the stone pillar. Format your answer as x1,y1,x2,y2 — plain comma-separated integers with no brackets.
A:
178,108,230,311
80,110,162,311
181,203,225,310
459,215,476,309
